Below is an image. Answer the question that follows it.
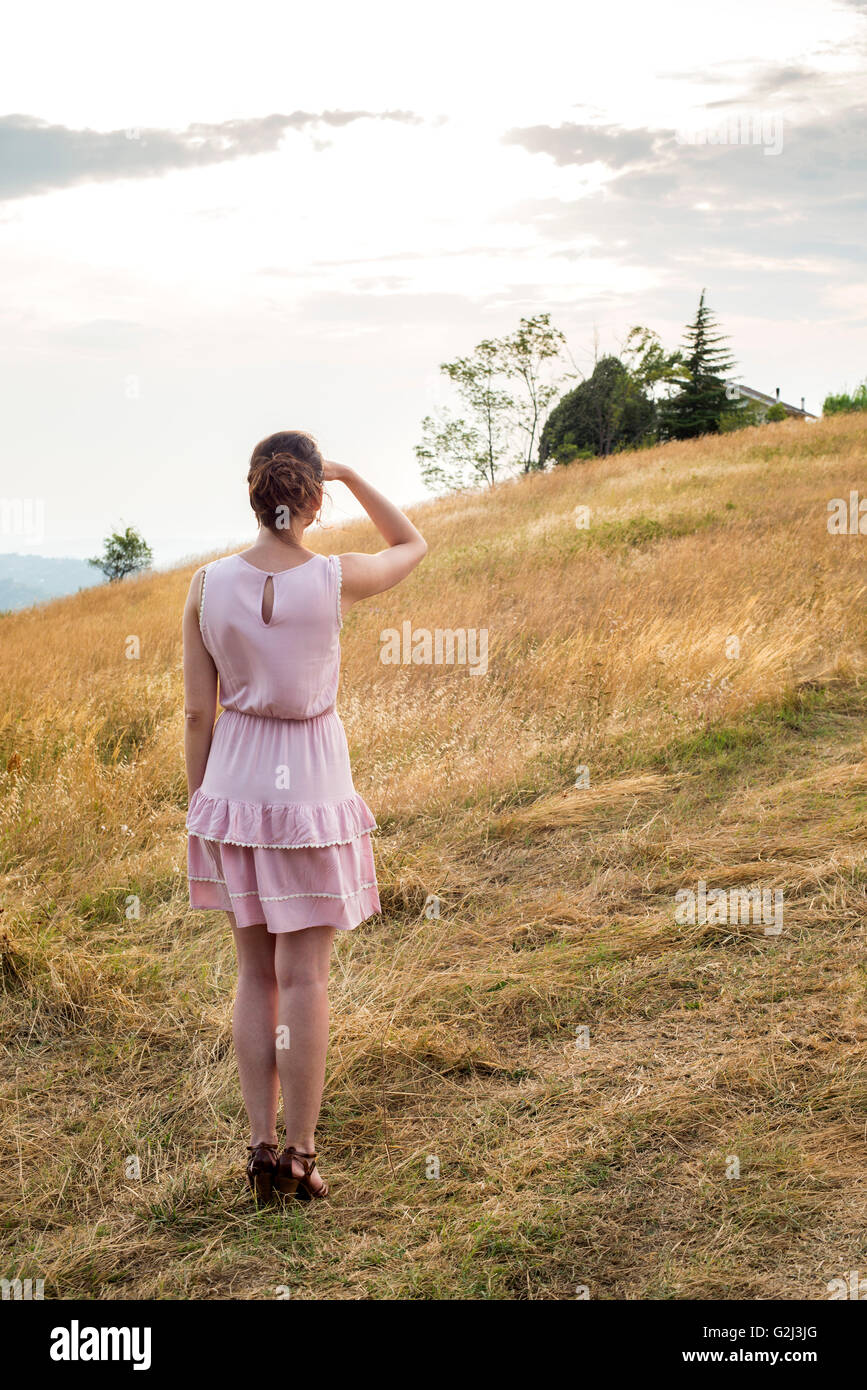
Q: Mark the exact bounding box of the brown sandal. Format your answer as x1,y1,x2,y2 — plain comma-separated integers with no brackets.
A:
246,1142,278,1203
274,1145,329,1201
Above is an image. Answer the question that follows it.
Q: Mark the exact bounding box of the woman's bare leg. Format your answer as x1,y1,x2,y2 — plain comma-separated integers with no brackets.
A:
273,925,336,1191
230,916,279,1146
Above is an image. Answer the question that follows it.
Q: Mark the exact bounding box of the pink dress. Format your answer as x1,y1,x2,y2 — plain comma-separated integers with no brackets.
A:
186,551,380,933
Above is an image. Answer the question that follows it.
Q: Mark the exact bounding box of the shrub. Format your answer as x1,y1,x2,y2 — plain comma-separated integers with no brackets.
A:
823,382,867,416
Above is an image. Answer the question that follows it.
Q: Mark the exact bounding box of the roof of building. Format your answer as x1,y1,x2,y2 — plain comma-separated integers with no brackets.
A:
736,384,818,419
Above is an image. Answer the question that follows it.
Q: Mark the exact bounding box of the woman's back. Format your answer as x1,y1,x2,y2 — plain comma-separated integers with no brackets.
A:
200,551,343,721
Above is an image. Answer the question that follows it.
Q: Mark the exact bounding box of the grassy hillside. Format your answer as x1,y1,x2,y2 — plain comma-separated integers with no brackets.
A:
1,414,865,1300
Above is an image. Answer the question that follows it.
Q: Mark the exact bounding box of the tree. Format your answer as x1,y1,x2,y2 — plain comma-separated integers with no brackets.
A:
539,356,656,463
619,325,685,401
499,313,572,472
416,338,516,490
416,315,573,491
87,525,153,582
415,412,490,492
823,381,867,415
719,398,765,432
660,291,739,440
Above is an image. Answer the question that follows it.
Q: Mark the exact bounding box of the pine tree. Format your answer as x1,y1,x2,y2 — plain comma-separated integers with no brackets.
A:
661,291,738,439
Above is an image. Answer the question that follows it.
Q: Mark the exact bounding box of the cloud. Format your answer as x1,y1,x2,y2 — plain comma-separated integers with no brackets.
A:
44,318,169,352
503,121,661,168
257,243,540,277
661,60,820,92
705,63,820,106
500,92,867,279
0,109,423,202
292,288,490,327
493,65,867,368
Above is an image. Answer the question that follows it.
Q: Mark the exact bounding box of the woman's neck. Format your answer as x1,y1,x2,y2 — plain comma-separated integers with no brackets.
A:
254,525,308,553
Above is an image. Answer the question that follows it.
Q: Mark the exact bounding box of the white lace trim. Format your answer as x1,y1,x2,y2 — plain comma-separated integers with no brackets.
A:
190,875,378,902
261,883,377,902
333,553,343,630
187,827,377,850
198,566,207,629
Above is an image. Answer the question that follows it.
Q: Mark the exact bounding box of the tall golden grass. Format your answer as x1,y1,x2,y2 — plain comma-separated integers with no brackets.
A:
1,413,865,1298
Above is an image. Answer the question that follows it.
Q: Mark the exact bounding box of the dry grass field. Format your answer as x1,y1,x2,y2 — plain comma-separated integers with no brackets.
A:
1,412,866,1300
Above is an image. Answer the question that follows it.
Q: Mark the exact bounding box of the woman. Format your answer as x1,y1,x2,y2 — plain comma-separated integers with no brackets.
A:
182,431,427,1202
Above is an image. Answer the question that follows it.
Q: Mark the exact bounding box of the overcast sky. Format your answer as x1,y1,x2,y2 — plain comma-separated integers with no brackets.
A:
1,0,865,563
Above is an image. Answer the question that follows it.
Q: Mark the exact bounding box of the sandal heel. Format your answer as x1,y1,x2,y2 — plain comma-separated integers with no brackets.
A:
276,1145,329,1201
246,1142,278,1204
251,1169,274,1202
273,1172,300,1198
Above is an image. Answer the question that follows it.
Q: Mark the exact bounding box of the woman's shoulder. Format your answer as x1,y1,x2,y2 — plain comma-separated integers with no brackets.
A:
187,553,232,602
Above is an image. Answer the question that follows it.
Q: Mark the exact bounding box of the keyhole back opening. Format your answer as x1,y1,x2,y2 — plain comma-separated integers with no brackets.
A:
261,574,275,626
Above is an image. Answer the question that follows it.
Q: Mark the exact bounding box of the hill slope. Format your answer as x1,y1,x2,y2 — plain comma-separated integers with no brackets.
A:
1,414,865,1299
0,553,99,613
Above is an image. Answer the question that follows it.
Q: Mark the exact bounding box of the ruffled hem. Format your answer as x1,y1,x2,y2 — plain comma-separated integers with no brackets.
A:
187,834,381,931
185,788,377,849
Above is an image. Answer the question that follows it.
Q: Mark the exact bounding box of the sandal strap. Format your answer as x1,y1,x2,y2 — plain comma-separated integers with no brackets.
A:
279,1145,327,1195
281,1145,318,1177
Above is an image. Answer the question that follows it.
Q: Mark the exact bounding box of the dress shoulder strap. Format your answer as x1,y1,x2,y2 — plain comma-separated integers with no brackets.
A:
327,552,344,631
198,555,228,634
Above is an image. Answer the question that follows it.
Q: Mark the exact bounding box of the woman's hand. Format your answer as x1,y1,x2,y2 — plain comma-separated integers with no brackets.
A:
322,459,354,483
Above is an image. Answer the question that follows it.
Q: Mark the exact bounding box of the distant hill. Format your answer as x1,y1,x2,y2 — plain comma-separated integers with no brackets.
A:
0,553,102,612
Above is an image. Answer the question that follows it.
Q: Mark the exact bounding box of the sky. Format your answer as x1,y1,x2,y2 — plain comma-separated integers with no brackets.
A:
1,0,865,564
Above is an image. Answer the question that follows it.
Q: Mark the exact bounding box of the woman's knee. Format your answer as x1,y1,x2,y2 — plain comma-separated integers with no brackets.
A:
273,926,335,991
237,959,278,990
233,923,276,986
274,959,331,992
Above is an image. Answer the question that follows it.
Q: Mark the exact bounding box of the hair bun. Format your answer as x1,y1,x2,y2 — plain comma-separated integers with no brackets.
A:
247,431,324,530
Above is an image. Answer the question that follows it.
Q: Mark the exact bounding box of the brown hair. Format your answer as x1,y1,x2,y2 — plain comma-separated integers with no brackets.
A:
247,430,324,532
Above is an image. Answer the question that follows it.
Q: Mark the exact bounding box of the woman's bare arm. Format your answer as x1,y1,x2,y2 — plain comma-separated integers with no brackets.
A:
182,568,218,799
324,462,427,613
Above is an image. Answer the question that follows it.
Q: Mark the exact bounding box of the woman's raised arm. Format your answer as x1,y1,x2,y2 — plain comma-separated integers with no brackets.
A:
324,461,427,611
